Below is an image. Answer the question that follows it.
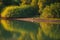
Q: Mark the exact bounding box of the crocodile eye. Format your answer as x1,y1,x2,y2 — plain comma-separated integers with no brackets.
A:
40,3,60,39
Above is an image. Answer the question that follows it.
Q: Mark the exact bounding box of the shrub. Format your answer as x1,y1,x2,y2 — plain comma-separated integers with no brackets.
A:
38,0,60,13
1,5,39,18
40,3,60,39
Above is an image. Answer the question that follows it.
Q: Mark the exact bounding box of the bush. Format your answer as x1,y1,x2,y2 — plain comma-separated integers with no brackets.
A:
40,3,60,39
38,0,60,13
2,0,21,6
1,5,40,40
1,5,39,18
1,4,39,36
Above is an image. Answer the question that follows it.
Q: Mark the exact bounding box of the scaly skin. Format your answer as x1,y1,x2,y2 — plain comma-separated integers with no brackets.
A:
40,3,60,39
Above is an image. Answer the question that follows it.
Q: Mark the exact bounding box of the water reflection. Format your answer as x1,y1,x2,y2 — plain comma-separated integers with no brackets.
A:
0,19,40,40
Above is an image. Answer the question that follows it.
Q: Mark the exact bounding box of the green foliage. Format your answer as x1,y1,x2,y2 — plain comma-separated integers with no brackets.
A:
21,0,38,5
38,0,60,13
2,0,21,6
1,4,39,40
0,24,21,39
1,0,60,40
21,0,32,4
0,3,5,13
9,20,39,32
40,3,60,18
2,5,39,18
40,3,60,39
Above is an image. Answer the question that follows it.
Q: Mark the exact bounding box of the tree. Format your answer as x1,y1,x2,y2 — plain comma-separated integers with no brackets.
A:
40,3,60,39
